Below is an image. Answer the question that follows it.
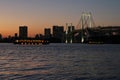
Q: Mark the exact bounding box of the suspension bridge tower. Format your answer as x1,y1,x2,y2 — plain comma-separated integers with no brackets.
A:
77,12,95,43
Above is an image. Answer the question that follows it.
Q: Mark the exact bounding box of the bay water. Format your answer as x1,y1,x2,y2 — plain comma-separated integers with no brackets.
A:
0,43,120,80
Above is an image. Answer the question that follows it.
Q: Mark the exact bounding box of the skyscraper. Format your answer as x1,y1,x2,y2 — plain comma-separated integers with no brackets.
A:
19,26,28,39
44,28,51,38
53,25,64,42
0,34,2,40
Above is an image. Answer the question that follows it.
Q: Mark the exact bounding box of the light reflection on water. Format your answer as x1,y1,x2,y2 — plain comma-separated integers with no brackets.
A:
0,43,120,80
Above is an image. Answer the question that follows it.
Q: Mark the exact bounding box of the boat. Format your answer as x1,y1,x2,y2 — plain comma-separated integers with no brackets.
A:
14,39,50,45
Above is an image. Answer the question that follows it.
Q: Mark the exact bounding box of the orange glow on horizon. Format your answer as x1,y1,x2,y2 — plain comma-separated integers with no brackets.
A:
0,24,52,38
0,13,120,38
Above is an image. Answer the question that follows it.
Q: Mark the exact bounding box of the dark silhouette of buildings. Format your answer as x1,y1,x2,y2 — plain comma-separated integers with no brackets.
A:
19,26,28,39
44,28,51,39
35,34,44,39
14,33,18,38
0,25,120,44
0,34,2,40
86,26,120,44
52,25,64,42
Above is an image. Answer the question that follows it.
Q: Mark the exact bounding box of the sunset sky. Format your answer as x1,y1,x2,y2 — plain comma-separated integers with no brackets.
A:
0,0,120,37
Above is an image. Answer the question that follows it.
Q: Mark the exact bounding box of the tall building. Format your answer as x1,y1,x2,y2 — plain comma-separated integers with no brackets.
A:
19,26,28,39
14,33,18,38
44,28,51,38
53,25,64,42
14,33,18,39
0,34,2,40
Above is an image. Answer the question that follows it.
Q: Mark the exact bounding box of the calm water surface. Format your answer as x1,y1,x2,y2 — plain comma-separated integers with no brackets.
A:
0,43,120,80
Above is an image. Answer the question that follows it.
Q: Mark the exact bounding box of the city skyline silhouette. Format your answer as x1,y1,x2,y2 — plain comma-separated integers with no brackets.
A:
0,0,120,37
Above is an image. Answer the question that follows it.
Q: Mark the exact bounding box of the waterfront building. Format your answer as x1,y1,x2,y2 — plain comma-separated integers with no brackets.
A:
19,26,28,39
44,28,51,38
35,34,44,39
53,25,64,42
14,33,18,38
0,34,2,40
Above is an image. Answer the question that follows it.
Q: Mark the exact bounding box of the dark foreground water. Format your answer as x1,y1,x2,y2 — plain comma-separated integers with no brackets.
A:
0,43,120,80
